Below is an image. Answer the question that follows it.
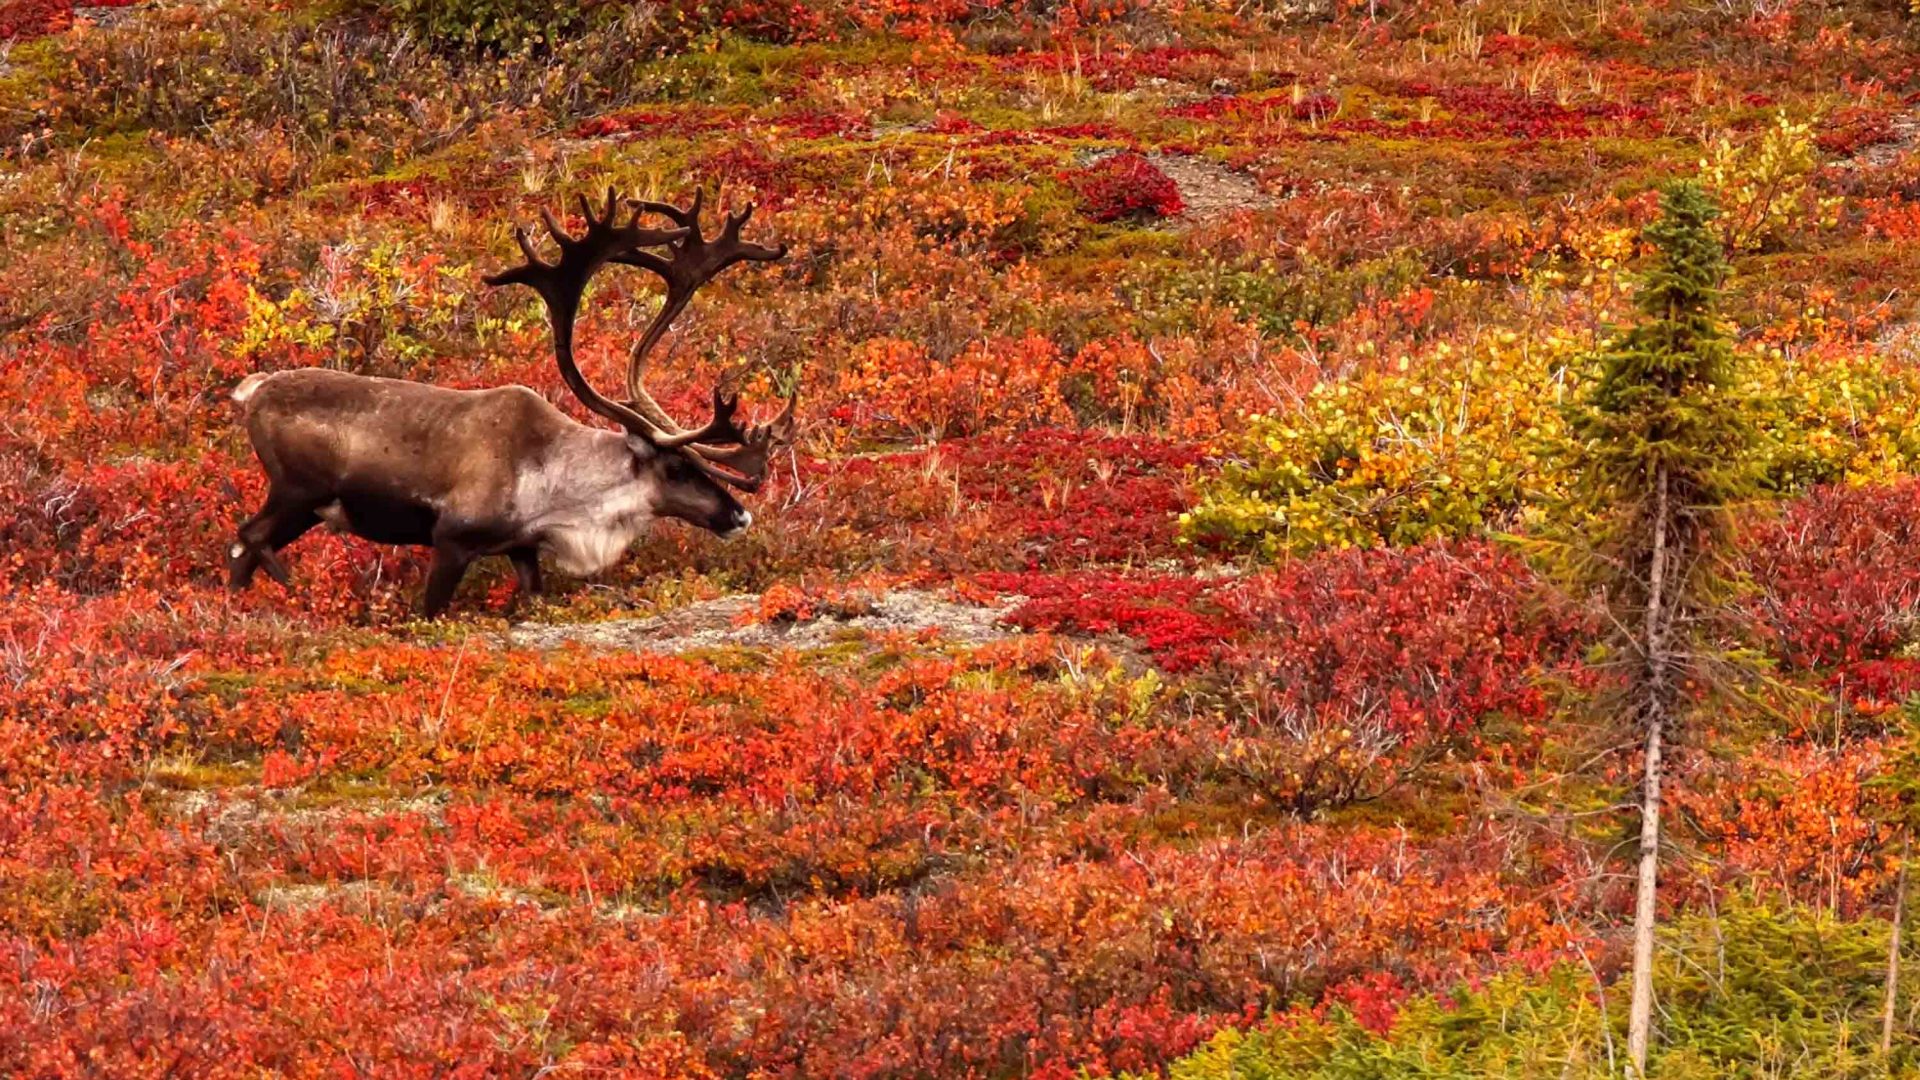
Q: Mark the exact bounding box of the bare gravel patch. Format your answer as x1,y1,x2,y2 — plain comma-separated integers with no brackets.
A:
502,588,1024,654
1839,109,1920,170
1154,152,1274,222
161,789,450,846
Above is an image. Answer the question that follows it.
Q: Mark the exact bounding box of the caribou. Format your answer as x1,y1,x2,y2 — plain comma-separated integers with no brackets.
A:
226,188,795,616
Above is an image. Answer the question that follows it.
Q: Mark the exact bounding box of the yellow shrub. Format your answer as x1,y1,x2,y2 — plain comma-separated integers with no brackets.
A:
1746,344,1920,489
1180,333,1580,557
1184,336,1920,558
1698,111,1841,252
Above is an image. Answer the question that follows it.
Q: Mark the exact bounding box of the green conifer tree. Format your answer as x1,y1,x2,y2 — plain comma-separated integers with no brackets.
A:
1557,181,1760,1077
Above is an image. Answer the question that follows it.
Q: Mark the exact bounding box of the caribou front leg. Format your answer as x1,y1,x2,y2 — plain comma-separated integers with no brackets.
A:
505,546,542,620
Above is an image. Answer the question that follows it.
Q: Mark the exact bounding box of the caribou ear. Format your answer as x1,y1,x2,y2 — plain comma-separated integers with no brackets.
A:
624,432,663,460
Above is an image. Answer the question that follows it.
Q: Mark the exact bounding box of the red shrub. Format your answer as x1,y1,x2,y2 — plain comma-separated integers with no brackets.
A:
1292,91,1339,122
1064,153,1184,223
1828,658,1920,717
1816,107,1897,156
771,107,868,138
1222,541,1583,738
1209,542,1586,812
0,0,132,36
0,0,68,40
1745,482,1920,669
1675,740,1894,916
1165,94,1243,121
571,106,735,139
981,542,1585,706
766,429,1204,576
982,570,1233,671
977,544,1587,814
929,110,982,134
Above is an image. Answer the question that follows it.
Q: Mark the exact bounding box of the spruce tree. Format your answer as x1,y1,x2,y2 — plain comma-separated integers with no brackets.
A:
1558,181,1759,1077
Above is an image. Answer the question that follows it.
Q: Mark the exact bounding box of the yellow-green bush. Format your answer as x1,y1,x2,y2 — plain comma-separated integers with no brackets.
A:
368,0,604,51
1180,332,1578,557
1146,904,1920,1080
1182,335,1920,558
1748,344,1920,490
1698,110,1841,253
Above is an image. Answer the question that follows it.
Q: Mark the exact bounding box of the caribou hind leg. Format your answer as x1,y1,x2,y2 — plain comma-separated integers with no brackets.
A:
228,496,321,590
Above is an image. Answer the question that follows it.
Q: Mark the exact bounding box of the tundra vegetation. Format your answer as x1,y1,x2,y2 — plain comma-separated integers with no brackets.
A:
7,0,1920,1076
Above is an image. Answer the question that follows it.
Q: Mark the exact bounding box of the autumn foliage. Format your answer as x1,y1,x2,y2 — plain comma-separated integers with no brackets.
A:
6,0,1920,1075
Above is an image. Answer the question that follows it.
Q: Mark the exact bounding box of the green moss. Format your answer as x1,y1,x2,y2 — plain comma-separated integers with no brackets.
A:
810,633,875,657
1317,784,1475,835
290,776,409,809
0,38,69,135
1041,228,1185,286
399,617,484,648
625,38,813,106
0,868,112,939
561,687,616,719
148,757,264,791
1134,786,1297,845
861,645,912,673
193,671,263,706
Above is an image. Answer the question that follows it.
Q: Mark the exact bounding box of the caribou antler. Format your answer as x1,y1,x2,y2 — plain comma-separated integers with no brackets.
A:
615,190,794,489
668,389,798,493
486,185,795,489
482,187,687,436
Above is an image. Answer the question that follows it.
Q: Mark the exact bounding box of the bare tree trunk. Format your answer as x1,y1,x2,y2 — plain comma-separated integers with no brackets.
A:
1886,831,1909,1058
1627,466,1672,1078
1627,703,1665,1075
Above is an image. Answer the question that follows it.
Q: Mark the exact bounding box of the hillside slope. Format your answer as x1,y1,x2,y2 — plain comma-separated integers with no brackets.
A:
4,0,1920,1074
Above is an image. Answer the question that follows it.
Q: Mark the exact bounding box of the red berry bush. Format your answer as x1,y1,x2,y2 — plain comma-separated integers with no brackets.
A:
1744,481,1920,669
1065,153,1185,223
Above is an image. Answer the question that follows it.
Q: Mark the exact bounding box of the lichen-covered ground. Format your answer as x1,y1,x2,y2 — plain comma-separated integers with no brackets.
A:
5,0,1920,1075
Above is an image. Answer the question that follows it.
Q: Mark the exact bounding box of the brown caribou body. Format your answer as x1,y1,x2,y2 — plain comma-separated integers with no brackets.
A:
227,189,794,616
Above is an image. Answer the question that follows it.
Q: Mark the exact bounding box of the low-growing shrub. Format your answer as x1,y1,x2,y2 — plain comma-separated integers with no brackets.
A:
30,1,673,149
1212,540,1585,813
981,541,1587,815
1184,333,1920,559
1067,152,1185,223
1676,740,1893,916
1147,903,1920,1079
1180,332,1577,557
1745,480,1920,669
1698,110,1842,253
0,0,69,40
370,0,606,51
1746,343,1920,491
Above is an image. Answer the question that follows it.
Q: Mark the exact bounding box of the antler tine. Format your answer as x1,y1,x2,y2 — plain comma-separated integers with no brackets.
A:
491,225,548,280
673,391,799,492
651,387,749,449
482,186,688,437
720,203,789,261
538,206,569,248
710,392,797,460
631,187,705,231
612,191,790,438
